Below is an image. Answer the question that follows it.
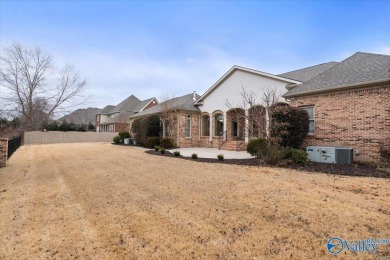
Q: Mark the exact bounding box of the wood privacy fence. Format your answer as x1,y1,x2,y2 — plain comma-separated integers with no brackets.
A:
24,131,117,145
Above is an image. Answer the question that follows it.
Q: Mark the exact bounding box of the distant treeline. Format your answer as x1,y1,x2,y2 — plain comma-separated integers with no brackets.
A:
42,121,95,132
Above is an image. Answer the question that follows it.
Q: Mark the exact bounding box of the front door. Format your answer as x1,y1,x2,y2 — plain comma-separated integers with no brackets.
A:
232,121,238,138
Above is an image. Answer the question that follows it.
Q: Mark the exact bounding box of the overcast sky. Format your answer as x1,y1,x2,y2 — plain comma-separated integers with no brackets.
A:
1,0,390,109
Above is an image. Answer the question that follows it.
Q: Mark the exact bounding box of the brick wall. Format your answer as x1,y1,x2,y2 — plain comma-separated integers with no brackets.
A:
291,84,390,162
174,111,201,148
0,138,8,168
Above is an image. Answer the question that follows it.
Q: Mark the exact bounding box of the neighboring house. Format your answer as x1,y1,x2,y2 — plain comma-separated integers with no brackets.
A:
283,52,390,162
58,107,101,126
96,95,157,133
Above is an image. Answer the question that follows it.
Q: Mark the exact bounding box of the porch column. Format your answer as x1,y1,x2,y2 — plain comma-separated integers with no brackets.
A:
162,119,166,138
223,111,227,141
209,114,213,142
244,109,249,143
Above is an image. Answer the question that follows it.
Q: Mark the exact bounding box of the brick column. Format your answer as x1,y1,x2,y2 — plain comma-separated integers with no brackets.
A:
0,138,9,168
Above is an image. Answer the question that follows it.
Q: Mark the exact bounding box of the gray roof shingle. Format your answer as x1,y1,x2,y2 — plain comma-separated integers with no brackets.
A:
278,62,339,82
59,107,101,125
131,93,201,118
284,52,390,97
100,105,115,114
110,95,141,113
131,97,156,113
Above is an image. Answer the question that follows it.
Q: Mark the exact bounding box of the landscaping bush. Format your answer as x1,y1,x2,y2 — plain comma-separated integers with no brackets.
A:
380,143,390,163
272,106,309,148
173,151,181,156
118,131,130,140
264,144,287,165
113,135,121,144
290,148,308,166
160,148,166,154
146,136,161,148
191,153,198,159
217,154,224,161
154,145,160,151
247,138,268,157
160,138,174,149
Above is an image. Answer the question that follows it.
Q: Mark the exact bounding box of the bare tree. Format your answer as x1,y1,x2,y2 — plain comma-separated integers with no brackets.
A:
0,42,87,130
159,92,178,138
226,86,287,143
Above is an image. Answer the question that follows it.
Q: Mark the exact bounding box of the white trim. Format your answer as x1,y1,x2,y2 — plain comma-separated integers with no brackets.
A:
195,65,302,105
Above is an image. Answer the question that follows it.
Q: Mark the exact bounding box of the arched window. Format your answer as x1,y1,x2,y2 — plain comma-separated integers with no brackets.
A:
214,113,224,136
201,114,210,136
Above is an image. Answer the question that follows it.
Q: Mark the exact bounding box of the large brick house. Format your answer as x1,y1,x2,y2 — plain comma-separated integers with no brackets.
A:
129,52,389,162
283,52,390,162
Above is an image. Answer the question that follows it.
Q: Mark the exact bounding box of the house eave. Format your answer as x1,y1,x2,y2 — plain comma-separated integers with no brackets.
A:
283,78,390,98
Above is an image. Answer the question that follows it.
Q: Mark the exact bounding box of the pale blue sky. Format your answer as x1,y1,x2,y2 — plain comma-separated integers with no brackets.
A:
1,0,390,108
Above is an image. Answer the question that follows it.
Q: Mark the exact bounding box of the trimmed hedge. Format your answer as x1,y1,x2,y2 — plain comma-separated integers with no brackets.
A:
113,135,121,144
290,148,308,166
160,138,174,149
246,138,268,157
118,131,130,141
146,137,160,148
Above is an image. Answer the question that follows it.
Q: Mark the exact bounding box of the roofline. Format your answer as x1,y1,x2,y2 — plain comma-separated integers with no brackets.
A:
283,78,390,98
130,108,201,119
277,61,339,78
138,97,158,112
194,65,302,105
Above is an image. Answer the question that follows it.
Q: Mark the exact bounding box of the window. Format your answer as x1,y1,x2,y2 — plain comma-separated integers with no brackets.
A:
214,113,224,136
184,114,191,138
109,125,114,133
302,106,315,134
201,115,210,136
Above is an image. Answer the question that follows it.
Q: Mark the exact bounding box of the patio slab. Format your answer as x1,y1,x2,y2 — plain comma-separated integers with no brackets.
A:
170,147,254,159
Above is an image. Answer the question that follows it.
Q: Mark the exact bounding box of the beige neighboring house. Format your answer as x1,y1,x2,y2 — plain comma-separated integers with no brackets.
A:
96,95,157,133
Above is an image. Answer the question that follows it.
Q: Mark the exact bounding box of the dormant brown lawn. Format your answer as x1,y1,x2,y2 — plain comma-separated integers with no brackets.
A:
0,143,389,259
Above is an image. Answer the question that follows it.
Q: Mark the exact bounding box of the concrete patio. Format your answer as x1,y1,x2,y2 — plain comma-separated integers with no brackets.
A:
170,147,254,159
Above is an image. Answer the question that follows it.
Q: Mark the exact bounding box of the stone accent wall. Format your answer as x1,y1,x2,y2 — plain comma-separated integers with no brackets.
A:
0,138,8,168
291,84,390,162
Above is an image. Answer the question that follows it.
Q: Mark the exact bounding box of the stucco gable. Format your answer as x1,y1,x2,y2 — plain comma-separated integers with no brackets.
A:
195,66,301,105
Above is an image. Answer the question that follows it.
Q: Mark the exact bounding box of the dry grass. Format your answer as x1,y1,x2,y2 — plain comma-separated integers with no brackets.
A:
0,143,389,259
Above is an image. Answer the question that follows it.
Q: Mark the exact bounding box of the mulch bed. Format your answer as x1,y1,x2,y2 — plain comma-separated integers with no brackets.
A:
145,150,390,179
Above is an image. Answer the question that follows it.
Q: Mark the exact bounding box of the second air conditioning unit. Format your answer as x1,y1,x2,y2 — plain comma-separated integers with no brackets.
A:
306,146,353,164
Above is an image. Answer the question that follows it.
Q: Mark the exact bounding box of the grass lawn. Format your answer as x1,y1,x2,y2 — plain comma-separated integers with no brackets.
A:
0,143,389,259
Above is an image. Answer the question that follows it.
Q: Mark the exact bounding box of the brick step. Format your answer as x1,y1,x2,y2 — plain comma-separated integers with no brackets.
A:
220,141,246,151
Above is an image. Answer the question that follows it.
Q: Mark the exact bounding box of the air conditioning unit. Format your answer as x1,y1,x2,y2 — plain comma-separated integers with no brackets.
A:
306,146,353,164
